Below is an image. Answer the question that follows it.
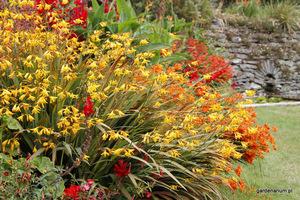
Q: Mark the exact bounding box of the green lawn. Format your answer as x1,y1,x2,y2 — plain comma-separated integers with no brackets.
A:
223,106,300,200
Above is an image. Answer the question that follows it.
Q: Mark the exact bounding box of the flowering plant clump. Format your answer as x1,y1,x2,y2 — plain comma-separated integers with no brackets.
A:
0,154,64,199
0,0,277,199
63,179,105,200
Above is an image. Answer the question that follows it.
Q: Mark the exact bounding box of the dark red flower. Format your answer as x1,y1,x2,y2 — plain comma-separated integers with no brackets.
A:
2,172,8,176
113,159,130,178
231,82,237,90
82,96,95,117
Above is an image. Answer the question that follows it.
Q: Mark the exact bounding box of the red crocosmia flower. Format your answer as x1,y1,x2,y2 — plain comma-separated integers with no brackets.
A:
87,179,94,186
152,173,158,179
2,172,8,176
145,191,152,198
113,159,130,178
231,82,237,90
64,185,81,199
82,96,95,117
189,72,199,81
159,168,164,177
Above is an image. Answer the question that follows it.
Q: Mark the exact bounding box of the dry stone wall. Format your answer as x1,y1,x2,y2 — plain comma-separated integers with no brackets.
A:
206,20,300,97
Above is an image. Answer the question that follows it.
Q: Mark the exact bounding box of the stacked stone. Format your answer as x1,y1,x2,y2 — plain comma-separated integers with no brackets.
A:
206,20,300,97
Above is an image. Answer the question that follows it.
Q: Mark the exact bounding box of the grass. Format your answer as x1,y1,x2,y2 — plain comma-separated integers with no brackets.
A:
223,106,300,200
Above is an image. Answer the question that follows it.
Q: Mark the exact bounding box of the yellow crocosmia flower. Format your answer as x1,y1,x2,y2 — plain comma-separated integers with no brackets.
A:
234,132,242,139
120,131,129,137
245,90,255,96
32,146,37,153
205,126,211,132
191,61,198,66
168,150,180,158
49,96,57,103
114,68,123,76
73,18,84,24
233,152,243,159
245,99,253,104
100,22,107,27
116,110,125,117
140,69,150,77
83,154,90,160
101,150,110,157
102,133,109,140
31,127,39,134
170,185,179,190
42,142,49,147
112,148,123,156
124,149,134,157
26,114,35,122
12,104,21,112
17,115,24,122
203,74,212,80
61,64,72,73
139,39,149,45
241,142,248,149
61,129,70,135
107,111,117,118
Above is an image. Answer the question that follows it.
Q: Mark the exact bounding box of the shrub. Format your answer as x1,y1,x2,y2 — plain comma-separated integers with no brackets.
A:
0,154,64,199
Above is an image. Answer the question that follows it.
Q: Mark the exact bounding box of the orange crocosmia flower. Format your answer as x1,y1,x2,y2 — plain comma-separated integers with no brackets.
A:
244,150,256,164
151,64,164,74
173,63,182,70
272,126,277,132
235,93,243,99
272,145,277,150
229,179,238,191
264,123,270,129
239,181,245,191
235,165,242,177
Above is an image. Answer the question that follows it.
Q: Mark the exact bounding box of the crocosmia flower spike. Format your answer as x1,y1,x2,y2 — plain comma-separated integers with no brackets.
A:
82,96,95,117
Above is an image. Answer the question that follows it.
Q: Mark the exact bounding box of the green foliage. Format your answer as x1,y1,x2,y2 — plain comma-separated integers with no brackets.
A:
131,0,214,23
222,0,300,32
254,96,283,103
0,154,64,199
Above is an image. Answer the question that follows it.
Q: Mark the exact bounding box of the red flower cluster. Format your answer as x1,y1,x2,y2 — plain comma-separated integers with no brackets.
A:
113,159,131,178
64,185,81,200
102,0,120,20
173,38,233,84
82,96,95,117
35,0,88,38
64,179,102,200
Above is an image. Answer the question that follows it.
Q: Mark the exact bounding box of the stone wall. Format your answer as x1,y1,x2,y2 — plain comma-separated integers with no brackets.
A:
206,20,300,96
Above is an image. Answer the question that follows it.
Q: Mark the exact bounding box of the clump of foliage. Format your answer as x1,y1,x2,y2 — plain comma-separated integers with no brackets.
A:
221,0,300,32
131,0,214,25
0,154,64,199
0,0,277,199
